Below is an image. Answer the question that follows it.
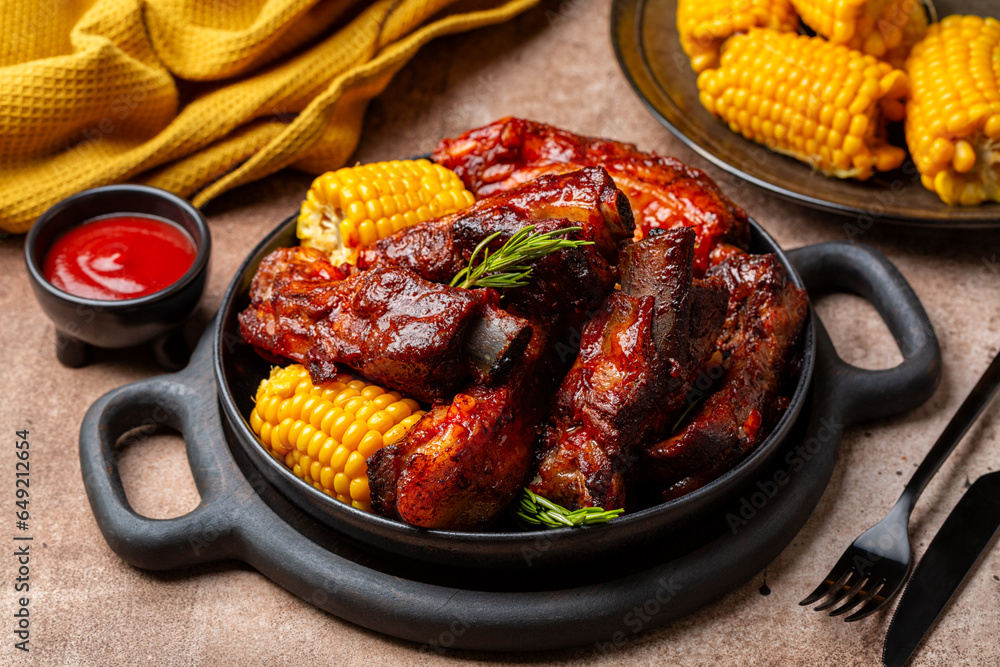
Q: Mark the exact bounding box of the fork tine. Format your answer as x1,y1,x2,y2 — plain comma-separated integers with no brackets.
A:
844,580,889,622
813,569,864,612
827,576,872,617
800,550,858,606
799,563,854,604
799,579,834,606
800,567,852,606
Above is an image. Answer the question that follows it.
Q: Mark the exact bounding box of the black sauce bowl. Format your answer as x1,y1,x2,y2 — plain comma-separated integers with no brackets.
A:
24,185,211,369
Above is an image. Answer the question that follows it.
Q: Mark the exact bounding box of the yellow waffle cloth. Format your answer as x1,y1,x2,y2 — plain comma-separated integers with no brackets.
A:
0,0,539,233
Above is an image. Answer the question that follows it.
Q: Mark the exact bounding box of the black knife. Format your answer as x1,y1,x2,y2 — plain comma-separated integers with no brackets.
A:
882,470,1000,667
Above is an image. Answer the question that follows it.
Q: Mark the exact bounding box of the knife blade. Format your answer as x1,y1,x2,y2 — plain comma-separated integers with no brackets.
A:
883,470,1000,667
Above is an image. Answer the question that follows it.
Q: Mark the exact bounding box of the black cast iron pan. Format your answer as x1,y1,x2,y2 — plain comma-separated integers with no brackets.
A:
209,216,812,569
80,215,941,649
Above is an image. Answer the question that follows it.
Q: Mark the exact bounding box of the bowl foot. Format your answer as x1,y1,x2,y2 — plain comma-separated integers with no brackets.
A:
153,328,190,372
55,331,91,368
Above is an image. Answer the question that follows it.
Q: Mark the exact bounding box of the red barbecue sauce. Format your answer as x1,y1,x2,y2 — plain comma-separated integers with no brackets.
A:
43,215,196,301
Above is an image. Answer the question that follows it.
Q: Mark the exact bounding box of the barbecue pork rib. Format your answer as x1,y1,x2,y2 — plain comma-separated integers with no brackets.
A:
529,228,729,511
643,253,808,500
357,167,634,319
247,243,351,299
432,117,751,276
238,247,532,403
359,167,632,269
368,319,551,530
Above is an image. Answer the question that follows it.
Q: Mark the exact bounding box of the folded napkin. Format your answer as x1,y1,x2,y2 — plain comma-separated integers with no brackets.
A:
0,0,538,233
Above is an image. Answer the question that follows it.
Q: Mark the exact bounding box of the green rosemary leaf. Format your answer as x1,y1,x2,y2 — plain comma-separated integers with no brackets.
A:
547,512,576,527
671,393,709,433
532,493,571,516
515,511,543,525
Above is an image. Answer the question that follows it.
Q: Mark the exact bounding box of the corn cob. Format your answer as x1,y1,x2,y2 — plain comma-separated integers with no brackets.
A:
790,0,928,61
676,0,800,73
697,28,909,179
297,159,475,265
905,15,1000,206
249,364,425,512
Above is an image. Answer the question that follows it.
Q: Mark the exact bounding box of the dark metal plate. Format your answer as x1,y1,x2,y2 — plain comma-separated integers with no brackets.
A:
610,0,1000,227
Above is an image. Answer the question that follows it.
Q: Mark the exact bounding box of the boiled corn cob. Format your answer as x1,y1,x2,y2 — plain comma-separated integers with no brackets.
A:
297,159,475,264
905,15,1000,206
697,28,909,179
790,0,928,61
677,0,800,73
249,364,425,512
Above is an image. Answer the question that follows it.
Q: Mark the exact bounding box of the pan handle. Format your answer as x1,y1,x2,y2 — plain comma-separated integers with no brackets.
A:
786,242,942,427
79,336,240,570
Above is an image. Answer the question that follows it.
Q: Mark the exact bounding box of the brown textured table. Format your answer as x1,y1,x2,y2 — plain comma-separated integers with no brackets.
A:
2,0,999,664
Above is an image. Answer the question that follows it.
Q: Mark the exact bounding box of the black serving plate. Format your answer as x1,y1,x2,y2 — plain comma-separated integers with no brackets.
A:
80,214,941,649
611,0,1000,226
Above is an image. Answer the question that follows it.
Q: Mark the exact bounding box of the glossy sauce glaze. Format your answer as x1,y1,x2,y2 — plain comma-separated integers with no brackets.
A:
43,214,196,300
432,116,752,276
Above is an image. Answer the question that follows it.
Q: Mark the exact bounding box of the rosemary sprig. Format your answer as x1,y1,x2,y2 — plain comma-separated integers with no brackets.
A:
514,488,624,529
449,225,593,290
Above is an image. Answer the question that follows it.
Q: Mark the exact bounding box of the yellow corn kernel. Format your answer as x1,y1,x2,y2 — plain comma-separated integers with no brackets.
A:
296,159,475,265
790,0,928,65
953,141,977,174
383,412,426,447
357,431,384,458
905,16,1000,206
350,477,371,504
676,0,799,73
334,473,350,496
249,364,425,512
984,115,1000,140
697,29,908,179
